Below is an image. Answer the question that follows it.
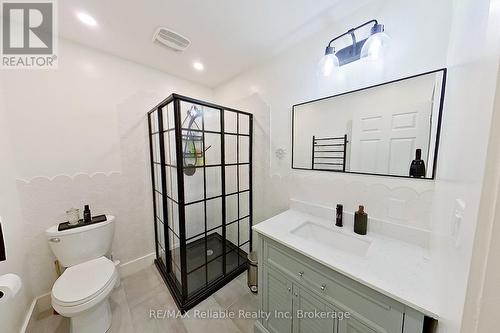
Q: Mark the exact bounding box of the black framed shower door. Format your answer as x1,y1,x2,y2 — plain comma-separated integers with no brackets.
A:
147,94,253,312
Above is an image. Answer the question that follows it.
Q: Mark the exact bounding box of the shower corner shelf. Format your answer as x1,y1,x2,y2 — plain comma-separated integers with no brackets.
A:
147,94,253,312
181,134,203,141
183,152,203,158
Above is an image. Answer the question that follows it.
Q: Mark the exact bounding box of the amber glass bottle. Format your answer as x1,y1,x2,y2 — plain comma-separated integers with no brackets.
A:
354,205,368,235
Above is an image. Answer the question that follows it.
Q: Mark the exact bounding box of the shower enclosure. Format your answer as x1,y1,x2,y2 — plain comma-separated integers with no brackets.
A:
147,94,253,311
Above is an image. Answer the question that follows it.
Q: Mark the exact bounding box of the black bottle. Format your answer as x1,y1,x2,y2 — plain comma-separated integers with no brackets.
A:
83,205,91,223
335,204,343,227
354,205,368,235
409,149,426,178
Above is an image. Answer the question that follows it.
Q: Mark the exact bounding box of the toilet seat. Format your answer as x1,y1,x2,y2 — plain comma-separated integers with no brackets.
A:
52,257,117,314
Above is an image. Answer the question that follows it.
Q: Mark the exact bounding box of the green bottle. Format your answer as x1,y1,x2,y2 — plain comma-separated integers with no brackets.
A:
354,205,368,235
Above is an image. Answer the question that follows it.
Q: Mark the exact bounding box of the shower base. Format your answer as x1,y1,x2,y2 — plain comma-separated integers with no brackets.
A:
155,232,248,312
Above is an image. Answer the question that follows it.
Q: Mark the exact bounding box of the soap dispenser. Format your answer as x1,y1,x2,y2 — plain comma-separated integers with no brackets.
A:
335,204,343,227
354,205,368,235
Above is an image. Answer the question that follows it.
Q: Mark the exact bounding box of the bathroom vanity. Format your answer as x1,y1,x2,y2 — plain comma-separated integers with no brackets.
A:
253,207,438,333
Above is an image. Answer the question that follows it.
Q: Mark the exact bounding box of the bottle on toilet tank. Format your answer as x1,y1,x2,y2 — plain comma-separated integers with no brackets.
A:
83,205,92,223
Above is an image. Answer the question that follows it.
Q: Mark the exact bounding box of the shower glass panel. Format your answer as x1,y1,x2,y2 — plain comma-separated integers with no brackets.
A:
147,94,253,312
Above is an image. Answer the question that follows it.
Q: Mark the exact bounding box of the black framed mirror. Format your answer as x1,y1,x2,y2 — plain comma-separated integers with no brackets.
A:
292,68,446,179
0,222,6,261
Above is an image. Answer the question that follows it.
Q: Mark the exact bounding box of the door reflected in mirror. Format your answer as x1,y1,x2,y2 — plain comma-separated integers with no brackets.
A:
292,69,446,179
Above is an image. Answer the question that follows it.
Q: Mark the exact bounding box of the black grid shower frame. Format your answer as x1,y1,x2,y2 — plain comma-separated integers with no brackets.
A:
148,110,171,274
147,112,160,262
179,98,252,297
147,94,253,312
148,104,184,300
163,104,184,292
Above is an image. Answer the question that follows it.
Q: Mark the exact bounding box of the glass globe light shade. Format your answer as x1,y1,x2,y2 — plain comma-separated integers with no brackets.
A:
360,31,390,60
318,52,340,77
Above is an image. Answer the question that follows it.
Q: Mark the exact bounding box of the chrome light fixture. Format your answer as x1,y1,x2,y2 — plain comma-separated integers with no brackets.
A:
319,20,389,76
318,46,340,76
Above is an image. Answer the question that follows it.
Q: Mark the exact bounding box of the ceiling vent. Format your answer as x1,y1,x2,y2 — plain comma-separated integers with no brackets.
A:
152,27,191,52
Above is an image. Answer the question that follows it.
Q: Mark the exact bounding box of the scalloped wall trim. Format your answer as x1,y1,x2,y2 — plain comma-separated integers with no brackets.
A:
15,171,123,184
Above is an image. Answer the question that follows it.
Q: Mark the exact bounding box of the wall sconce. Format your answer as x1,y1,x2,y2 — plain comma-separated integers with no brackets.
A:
319,19,390,76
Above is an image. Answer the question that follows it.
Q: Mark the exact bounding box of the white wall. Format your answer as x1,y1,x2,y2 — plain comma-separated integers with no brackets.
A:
461,62,500,333
0,39,214,300
215,0,451,238
0,86,32,332
2,41,213,180
474,64,500,332
214,0,499,332
228,94,273,249
0,2,497,332
428,0,500,331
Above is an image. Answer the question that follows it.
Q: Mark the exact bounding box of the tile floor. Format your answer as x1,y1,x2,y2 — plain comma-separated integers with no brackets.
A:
26,265,258,333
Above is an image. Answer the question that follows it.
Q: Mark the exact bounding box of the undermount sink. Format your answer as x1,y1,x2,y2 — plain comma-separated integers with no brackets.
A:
290,221,371,256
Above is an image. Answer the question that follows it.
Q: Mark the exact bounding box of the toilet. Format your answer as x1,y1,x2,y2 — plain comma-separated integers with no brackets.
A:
46,215,118,333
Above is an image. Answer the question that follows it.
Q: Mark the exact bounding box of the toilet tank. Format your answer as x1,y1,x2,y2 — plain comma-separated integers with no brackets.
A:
45,215,115,267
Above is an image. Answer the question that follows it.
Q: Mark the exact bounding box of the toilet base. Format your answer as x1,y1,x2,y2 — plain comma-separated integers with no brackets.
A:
70,300,112,333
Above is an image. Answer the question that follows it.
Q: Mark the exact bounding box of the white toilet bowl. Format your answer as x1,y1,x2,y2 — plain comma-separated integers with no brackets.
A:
51,256,118,333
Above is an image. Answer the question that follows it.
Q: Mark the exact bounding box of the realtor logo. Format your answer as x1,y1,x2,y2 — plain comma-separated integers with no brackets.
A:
1,0,57,68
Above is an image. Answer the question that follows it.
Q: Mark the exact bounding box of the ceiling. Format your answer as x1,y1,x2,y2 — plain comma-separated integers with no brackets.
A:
59,0,356,87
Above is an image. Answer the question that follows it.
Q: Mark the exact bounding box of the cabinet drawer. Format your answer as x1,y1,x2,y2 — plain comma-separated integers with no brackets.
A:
264,238,404,333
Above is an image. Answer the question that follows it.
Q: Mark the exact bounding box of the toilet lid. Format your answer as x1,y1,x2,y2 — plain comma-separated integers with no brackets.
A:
52,256,116,306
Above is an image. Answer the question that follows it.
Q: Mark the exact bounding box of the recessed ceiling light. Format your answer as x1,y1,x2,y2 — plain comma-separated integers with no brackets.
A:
77,12,97,27
193,61,204,71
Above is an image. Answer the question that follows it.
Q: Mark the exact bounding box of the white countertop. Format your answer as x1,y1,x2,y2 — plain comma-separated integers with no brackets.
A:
253,209,439,319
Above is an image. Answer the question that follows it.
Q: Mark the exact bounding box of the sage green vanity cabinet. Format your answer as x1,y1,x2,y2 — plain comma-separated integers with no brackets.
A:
263,265,336,333
292,284,337,333
264,265,293,333
256,235,428,333
338,315,382,333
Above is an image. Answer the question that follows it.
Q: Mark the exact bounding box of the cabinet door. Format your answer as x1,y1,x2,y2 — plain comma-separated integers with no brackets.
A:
263,265,293,333
292,285,336,333
338,315,384,333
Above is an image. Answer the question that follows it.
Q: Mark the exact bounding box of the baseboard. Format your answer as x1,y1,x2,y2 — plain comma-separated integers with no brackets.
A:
20,292,50,333
21,252,155,332
20,297,37,333
118,252,156,278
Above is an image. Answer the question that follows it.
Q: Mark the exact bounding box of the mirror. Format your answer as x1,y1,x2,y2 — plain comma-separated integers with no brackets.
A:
0,222,5,261
292,69,446,179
